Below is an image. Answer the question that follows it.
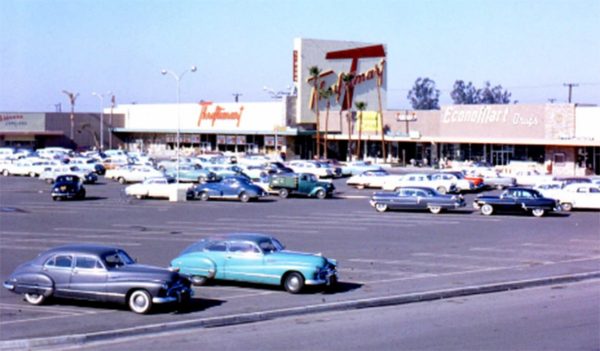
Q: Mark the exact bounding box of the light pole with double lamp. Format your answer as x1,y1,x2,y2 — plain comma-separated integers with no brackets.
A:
161,66,197,184
92,91,112,151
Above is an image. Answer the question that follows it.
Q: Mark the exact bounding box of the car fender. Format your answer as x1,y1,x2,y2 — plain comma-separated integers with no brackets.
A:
172,256,217,279
8,272,54,296
308,186,327,197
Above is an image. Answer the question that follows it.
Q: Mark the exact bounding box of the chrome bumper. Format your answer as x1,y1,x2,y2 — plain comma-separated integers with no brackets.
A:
3,281,15,290
305,270,338,286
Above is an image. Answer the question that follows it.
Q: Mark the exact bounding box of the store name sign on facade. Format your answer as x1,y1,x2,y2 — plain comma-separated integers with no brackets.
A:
305,44,386,110
0,113,45,131
442,106,539,127
197,102,243,127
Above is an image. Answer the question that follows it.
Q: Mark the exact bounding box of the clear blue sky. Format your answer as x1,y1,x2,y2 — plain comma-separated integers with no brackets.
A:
1,0,599,112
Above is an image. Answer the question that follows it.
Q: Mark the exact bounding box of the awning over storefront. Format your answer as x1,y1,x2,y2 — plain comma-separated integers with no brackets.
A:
111,128,299,136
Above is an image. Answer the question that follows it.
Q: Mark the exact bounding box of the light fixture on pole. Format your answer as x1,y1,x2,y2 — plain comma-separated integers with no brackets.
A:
161,65,197,184
92,91,112,151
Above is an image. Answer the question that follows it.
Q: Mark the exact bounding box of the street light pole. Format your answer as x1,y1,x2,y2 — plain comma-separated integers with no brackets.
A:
161,66,197,184
92,91,112,151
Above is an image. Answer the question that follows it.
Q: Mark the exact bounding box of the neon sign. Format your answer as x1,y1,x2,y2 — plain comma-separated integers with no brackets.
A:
197,102,243,127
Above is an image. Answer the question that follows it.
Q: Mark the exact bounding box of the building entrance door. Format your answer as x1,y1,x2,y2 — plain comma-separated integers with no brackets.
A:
491,146,514,166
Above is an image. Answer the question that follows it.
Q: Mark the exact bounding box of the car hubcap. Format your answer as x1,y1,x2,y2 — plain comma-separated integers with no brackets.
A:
287,276,300,291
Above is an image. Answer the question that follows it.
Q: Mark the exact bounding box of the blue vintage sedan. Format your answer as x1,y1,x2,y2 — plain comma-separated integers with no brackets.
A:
170,233,338,293
191,176,267,202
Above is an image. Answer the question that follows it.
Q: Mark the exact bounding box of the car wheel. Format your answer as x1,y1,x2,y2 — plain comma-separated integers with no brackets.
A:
239,192,250,203
436,186,447,194
283,272,304,294
316,189,326,199
374,203,388,212
53,196,61,201
472,201,480,210
561,203,573,212
29,172,37,178
199,192,209,201
429,206,442,214
356,184,365,190
532,208,545,217
128,290,152,314
480,204,494,216
24,293,46,305
278,188,289,199
2,170,9,176
190,275,207,286
46,178,54,184
118,177,126,184
78,189,86,200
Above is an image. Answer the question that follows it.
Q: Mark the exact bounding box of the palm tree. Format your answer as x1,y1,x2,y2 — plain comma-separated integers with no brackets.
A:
375,68,386,162
309,66,322,158
342,73,355,161
355,101,367,160
319,87,334,159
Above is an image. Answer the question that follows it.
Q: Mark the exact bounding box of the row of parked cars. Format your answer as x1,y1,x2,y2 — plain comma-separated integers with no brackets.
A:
3,233,339,314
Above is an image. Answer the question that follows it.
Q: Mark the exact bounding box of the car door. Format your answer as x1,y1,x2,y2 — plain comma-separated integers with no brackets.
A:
203,241,229,279
414,189,430,210
497,189,520,212
223,241,265,283
221,178,238,197
69,255,108,301
393,189,417,209
42,254,74,297
574,186,599,208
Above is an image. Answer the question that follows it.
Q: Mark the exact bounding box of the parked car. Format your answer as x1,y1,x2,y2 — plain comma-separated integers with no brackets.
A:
3,244,192,314
124,177,193,200
112,165,165,184
346,169,396,189
164,164,216,183
39,165,98,184
169,233,337,293
431,172,474,192
552,183,600,211
286,160,334,178
51,175,86,201
509,169,552,187
269,172,335,199
191,176,267,202
341,160,384,176
1,158,58,177
67,157,106,175
473,187,560,217
382,173,458,194
369,186,466,214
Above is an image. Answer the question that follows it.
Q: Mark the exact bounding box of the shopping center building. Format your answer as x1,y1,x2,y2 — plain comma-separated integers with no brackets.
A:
1,38,599,175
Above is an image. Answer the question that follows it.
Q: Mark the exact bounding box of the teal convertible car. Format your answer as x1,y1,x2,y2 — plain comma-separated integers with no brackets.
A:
170,233,338,293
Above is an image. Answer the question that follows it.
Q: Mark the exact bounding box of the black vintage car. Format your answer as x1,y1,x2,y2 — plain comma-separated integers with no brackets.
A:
473,187,560,217
51,174,86,201
3,244,193,314
370,186,466,214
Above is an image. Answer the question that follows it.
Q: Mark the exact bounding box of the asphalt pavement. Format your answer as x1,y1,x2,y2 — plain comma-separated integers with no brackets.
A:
1,173,599,349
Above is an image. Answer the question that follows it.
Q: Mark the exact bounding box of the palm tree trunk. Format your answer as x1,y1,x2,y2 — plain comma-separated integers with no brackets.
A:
345,86,353,162
324,100,330,159
357,112,362,160
376,81,386,162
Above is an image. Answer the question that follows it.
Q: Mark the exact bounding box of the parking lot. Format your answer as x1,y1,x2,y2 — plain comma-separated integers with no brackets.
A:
1,174,599,345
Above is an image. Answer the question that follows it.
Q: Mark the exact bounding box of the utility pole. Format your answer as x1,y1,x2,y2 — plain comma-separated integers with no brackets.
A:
62,90,79,141
232,93,242,103
563,83,579,103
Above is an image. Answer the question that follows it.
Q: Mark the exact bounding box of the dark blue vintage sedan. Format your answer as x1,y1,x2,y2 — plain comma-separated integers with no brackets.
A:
51,175,86,201
3,245,192,314
191,176,267,202
473,187,560,217
370,186,466,214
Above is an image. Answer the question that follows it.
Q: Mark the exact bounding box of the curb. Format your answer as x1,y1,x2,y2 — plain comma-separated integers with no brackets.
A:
2,271,600,350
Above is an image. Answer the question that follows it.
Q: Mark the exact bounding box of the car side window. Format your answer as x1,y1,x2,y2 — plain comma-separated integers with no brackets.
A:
206,241,227,252
75,256,103,270
229,242,260,254
45,255,73,269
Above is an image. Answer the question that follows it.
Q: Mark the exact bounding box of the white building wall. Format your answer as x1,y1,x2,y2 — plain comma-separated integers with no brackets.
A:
575,106,600,141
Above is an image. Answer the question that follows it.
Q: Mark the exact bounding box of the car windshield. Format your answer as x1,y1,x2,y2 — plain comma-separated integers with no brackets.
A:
258,238,284,253
102,250,135,268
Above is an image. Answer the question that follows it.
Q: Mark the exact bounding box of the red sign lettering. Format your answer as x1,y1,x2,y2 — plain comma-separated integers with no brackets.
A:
197,102,243,127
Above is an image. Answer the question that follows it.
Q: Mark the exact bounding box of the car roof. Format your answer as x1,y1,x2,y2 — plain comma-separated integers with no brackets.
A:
41,244,123,256
209,233,274,243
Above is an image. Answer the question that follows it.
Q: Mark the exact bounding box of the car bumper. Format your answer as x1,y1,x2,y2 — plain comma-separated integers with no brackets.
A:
153,286,193,304
305,269,338,286
3,281,15,290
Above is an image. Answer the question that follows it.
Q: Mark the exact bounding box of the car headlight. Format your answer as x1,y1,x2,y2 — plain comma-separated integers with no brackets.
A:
161,282,170,290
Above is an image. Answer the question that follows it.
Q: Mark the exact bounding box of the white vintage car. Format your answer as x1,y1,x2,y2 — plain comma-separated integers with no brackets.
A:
286,160,333,178
39,165,98,184
346,169,399,189
124,177,193,199
552,183,600,211
381,173,458,194
1,158,58,177
106,165,165,184
509,169,553,186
